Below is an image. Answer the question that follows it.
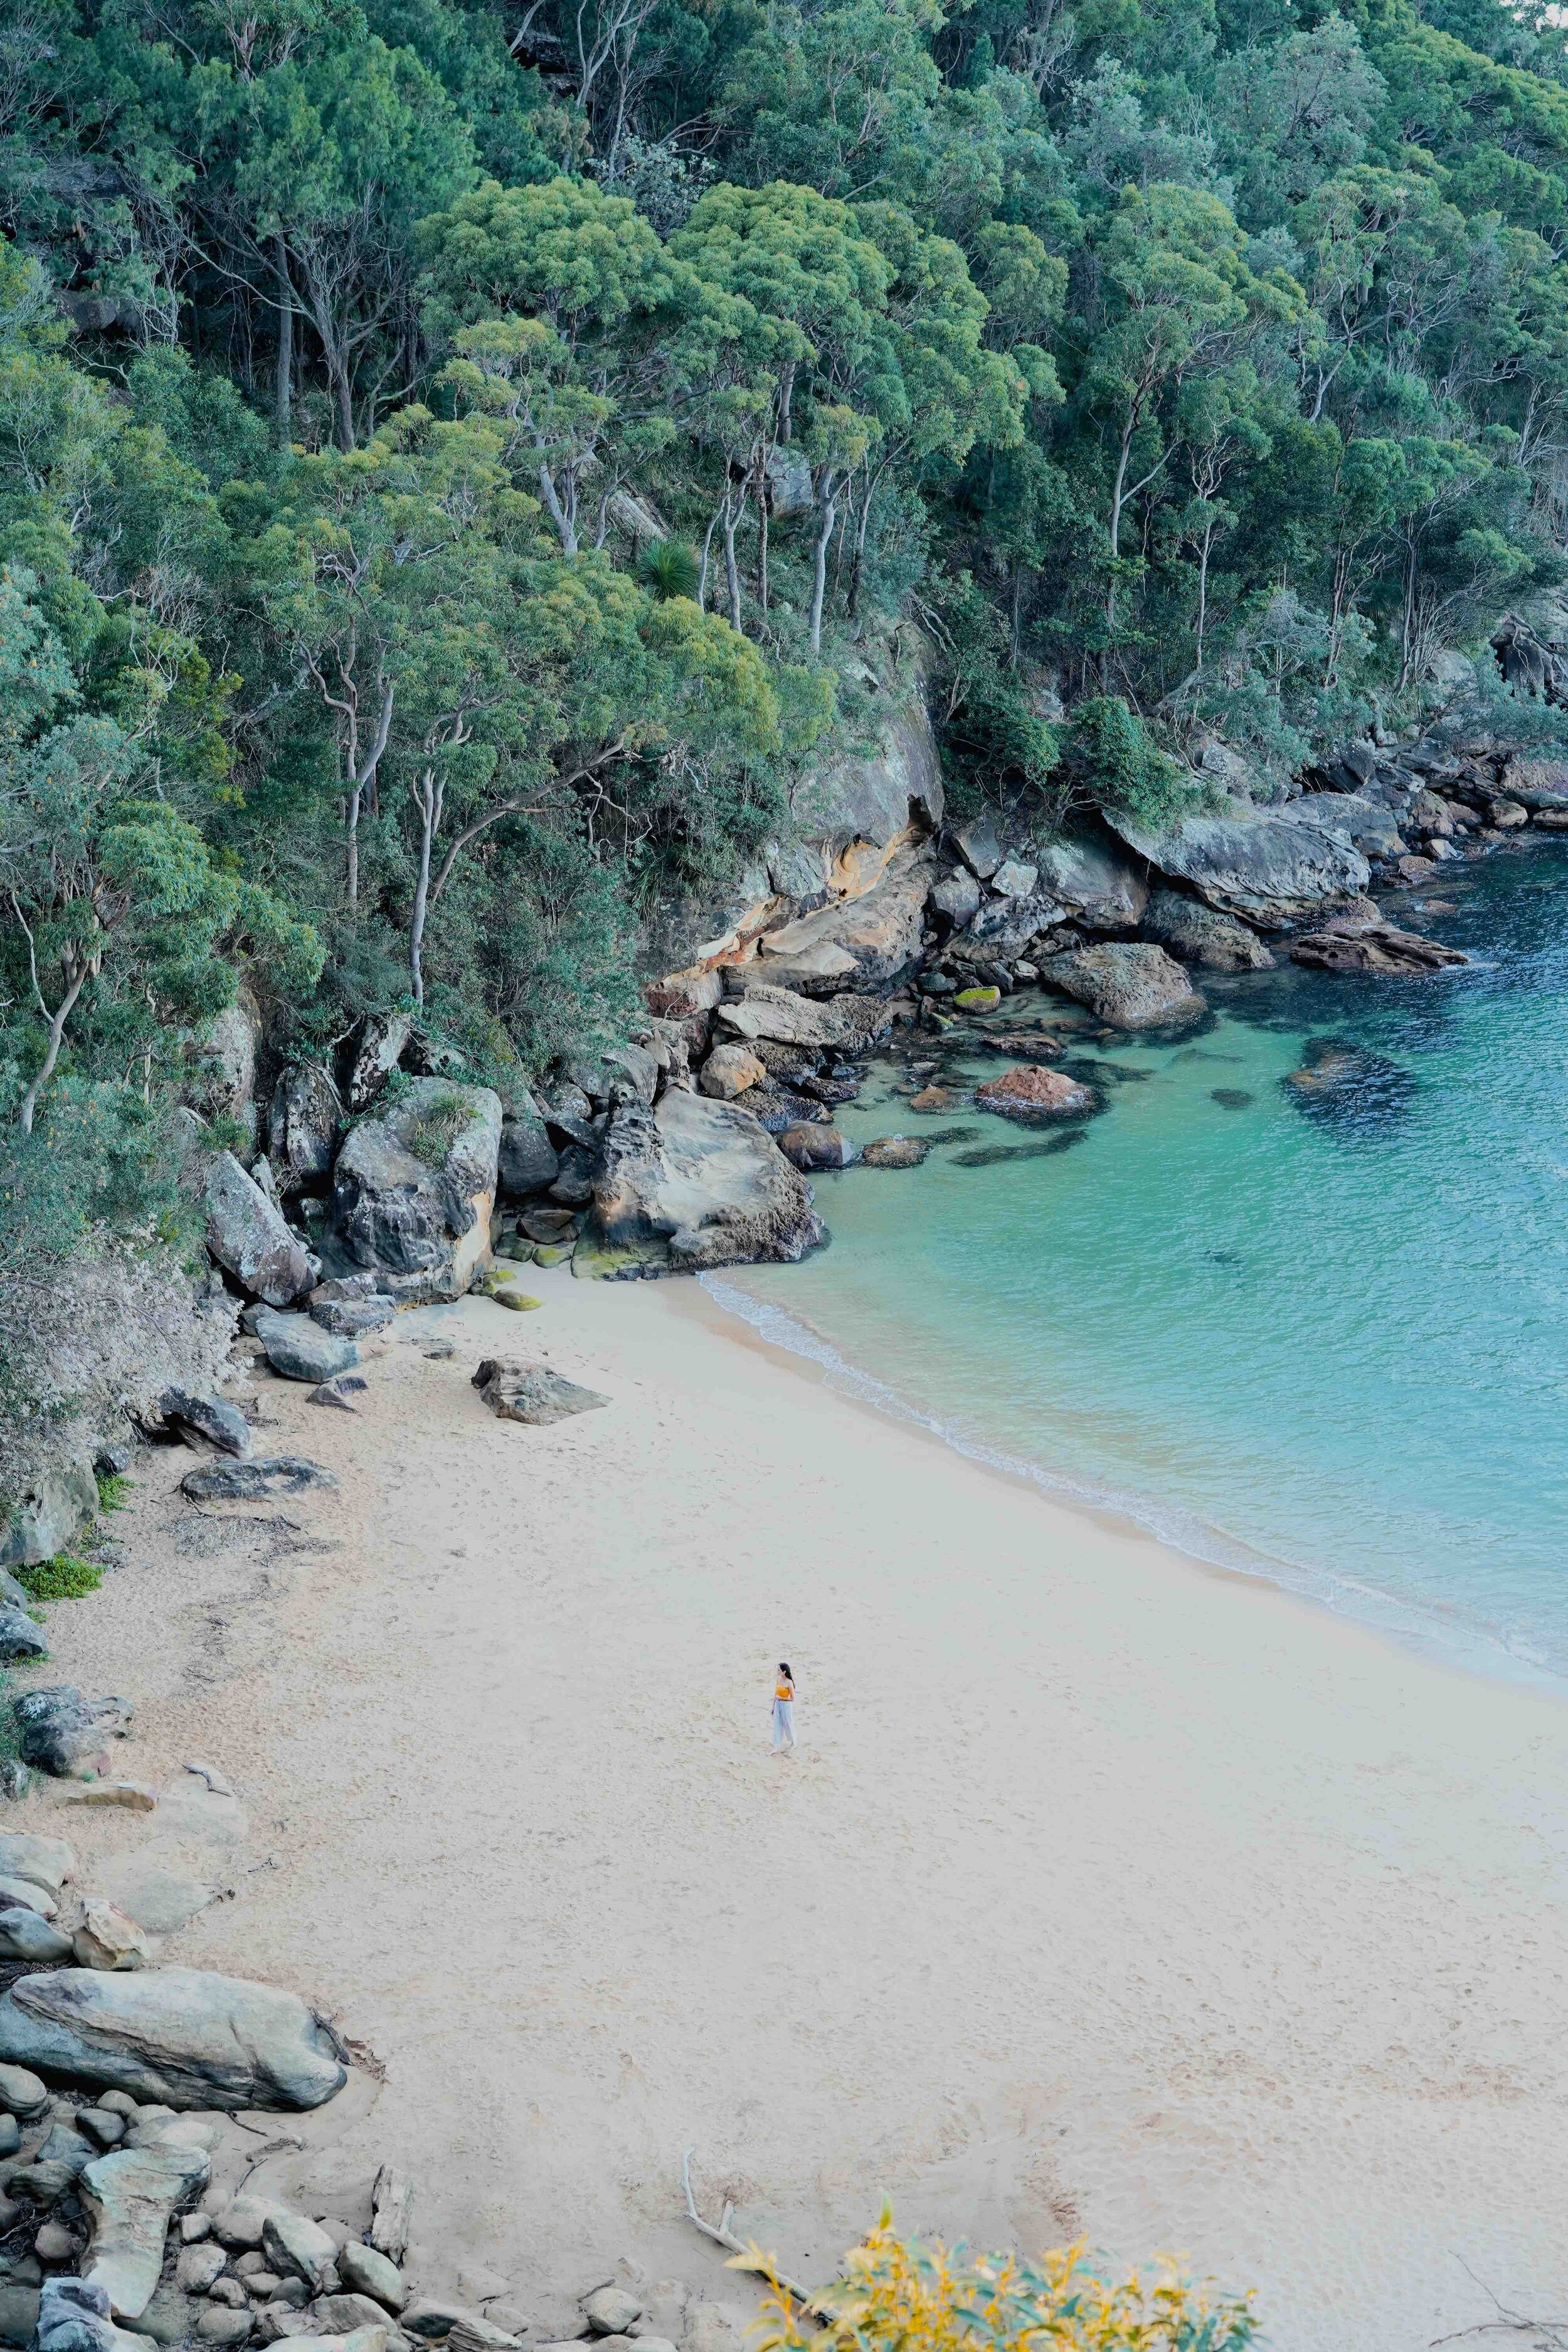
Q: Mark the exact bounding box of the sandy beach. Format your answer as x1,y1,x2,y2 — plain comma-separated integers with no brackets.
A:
31,1267,1568,2352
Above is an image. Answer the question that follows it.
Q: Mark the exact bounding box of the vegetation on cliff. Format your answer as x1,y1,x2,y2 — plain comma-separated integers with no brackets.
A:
6,0,1568,1233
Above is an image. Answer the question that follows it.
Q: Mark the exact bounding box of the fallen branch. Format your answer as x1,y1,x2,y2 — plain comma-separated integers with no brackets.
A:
679,2148,829,2319
1431,2259,1568,2346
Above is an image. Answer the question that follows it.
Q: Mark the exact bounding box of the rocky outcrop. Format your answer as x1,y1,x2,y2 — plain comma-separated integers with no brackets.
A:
184,1002,258,1145
974,1066,1094,1120
1032,834,1148,932
204,1156,311,1308
1288,916,1470,975
470,1360,608,1426
1108,798,1370,924
579,1089,824,1276
266,1066,342,1194
715,984,889,1055
0,1968,347,2111
331,1081,502,1302
1140,890,1275,972
1040,942,1206,1028
791,687,943,854
753,850,931,993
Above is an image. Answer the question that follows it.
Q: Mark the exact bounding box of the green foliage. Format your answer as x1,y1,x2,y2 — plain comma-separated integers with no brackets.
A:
93,1470,132,1513
1063,697,1204,831
403,1088,470,1166
16,1553,102,1600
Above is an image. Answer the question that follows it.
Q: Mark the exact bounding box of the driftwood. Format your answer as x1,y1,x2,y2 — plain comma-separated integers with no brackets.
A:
370,2163,415,2262
679,2149,829,2319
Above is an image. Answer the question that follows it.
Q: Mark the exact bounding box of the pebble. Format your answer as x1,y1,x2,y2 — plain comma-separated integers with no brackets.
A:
209,2280,251,2311
233,2255,268,2280
178,2247,230,2296
74,2109,124,2148
0,2119,19,2159
0,1878,54,1919
0,2066,46,2122
97,2092,140,2119
337,2245,407,2312
196,2309,253,2344
31,2227,72,2265
182,2217,214,2245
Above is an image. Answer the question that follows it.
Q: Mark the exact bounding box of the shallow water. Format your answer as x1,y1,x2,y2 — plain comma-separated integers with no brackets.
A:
711,840,1568,1688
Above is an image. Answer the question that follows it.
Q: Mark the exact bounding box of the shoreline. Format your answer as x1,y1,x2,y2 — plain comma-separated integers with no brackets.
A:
28,1268,1568,2352
687,1268,1568,1702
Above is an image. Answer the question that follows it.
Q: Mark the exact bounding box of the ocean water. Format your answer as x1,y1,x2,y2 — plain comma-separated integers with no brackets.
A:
709,839,1568,1689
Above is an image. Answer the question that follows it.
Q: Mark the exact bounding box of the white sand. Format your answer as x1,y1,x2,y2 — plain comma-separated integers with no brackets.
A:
33,1268,1568,2352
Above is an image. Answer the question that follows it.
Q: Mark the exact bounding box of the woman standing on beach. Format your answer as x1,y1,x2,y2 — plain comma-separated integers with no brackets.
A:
771,1663,797,1754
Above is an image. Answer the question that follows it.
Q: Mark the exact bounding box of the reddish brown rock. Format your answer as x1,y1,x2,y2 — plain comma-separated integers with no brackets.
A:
974,1066,1094,1121
1289,916,1468,977
908,1084,964,1113
777,1123,854,1172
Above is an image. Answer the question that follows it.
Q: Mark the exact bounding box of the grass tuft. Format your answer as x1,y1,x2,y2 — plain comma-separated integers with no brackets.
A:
16,1554,103,1601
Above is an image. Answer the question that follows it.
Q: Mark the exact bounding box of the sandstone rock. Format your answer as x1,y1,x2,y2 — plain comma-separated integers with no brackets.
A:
82,2137,213,2316
33,2221,74,2263
252,1311,359,1385
714,984,889,1054
699,1046,765,1101
859,1136,929,1167
308,1297,394,1339
214,2202,287,2254
75,1902,152,1972
0,1876,55,1919
337,2246,406,2314
1289,791,1406,860
975,1066,1094,1121
1141,889,1274,972
0,2059,50,2117
204,1157,310,1308
497,1099,559,1200
1108,798,1370,923
62,1782,157,1816
196,2309,252,2344
312,2296,403,2342
929,867,980,926
1032,834,1148,931
1289,918,1469,975
951,817,1004,880
908,1084,963,1111
78,2109,126,2148
753,849,931,993
581,1089,824,1276
794,686,943,852
990,856,1037,898
776,1123,853,1172
181,1456,337,1503
262,2214,336,2295
0,1969,346,2111
1394,852,1440,881
1040,942,1205,1029
16,1690,132,1781
583,2289,642,2335
645,968,723,1022
368,2166,412,2265
0,1613,47,1665
331,1081,502,1301
177,2246,230,2295
159,1392,252,1459
0,1910,72,1963
470,1360,607,1426
266,1066,342,1194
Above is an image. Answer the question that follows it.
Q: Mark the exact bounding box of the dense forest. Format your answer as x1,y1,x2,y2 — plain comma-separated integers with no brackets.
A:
8,0,1568,1276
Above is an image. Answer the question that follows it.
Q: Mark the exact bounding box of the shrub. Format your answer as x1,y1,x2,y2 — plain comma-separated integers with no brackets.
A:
16,1554,103,1601
1062,697,1202,834
744,2212,1258,2352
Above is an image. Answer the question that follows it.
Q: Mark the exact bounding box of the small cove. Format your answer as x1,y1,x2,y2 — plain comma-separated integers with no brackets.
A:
711,839,1568,1689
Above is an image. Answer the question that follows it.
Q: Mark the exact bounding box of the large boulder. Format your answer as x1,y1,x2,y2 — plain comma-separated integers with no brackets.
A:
578,1089,824,1277
251,1311,358,1385
204,1157,310,1308
470,1360,608,1426
716,985,889,1054
331,1081,502,1302
0,1968,347,2111
1141,889,1274,972
929,866,981,927
184,1003,258,1145
0,1456,98,1572
753,849,932,994
342,1014,412,1112
1041,941,1206,1029
1106,797,1370,924
83,2139,213,2318
496,1096,559,1199
16,1689,132,1781
266,1066,342,1194
1032,834,1148,932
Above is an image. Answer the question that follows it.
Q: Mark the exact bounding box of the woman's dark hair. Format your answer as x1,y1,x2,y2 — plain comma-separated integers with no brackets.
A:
778,1661,793,1681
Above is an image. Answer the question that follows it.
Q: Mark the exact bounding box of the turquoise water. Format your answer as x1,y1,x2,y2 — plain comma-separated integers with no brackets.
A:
712,840,1568,1688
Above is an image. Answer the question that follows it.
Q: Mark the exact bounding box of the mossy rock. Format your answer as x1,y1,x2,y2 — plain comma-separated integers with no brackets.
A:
494,1290,543,1311
497,1235,536,1262
953,985,1001,1011
532,1241,575,1268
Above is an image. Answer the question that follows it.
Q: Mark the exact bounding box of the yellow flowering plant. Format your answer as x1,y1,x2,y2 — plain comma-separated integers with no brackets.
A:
733,2208,1258,2352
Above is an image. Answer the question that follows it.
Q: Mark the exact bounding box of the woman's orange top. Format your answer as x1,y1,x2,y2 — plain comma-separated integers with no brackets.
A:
775,1677,793,1701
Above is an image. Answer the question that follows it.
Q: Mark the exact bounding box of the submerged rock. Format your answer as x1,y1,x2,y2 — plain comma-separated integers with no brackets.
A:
776,1123,854,1172
974,1066,1095,1121
1283,1037,1414,1120
1288,918,1469,975
1141,890,1274,972
1039,941,1205,1029
0,1968,347,2110
859,1137,929,1168
580,1089,823,1276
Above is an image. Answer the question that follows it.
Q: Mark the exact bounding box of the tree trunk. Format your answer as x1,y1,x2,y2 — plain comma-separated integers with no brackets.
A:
19,957,93,1136
329,348,356,452
273,237,294,436
809,475,839,656
721,483,746,633
408,768,442,1010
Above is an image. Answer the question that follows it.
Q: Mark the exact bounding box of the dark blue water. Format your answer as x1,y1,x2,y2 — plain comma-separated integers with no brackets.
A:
714,842,1568,1686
